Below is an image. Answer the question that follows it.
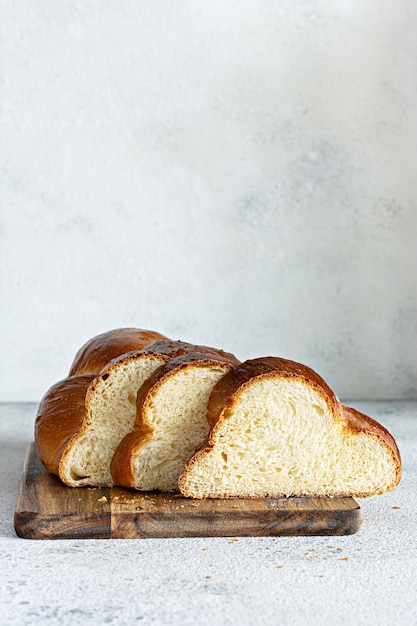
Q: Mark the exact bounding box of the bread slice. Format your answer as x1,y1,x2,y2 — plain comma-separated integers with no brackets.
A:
178,357,402,499
111,353,236,491
69,327,169,376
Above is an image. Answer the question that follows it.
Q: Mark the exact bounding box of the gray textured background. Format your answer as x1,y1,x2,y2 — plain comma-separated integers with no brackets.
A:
1,1,416,401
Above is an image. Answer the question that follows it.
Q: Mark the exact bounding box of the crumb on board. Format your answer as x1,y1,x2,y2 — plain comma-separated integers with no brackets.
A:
339,557,349,561
97,496,108,502
392,505,401,509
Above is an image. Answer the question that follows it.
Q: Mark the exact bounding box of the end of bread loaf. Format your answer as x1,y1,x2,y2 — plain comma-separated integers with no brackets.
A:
37,351,170,487
178,357,401,499
69,327,169,376
111,353,236,491
35,375,96,477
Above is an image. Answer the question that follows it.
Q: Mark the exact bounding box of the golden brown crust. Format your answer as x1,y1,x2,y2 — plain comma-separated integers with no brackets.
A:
110,353,236,488
142,340,240,366
109,428,153,487
34,375,94,476
179,357,402,498
69,328,169,376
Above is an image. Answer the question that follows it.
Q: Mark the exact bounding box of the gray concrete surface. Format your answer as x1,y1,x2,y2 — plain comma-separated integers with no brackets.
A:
1,401,416,625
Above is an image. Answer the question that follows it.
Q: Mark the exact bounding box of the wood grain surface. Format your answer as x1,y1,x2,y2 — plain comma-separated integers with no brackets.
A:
14,444,362,539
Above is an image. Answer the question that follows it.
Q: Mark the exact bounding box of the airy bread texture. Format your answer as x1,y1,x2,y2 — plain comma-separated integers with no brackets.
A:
69,327,169,376
36,351,169,486
111,354,235,491
178,357,402,499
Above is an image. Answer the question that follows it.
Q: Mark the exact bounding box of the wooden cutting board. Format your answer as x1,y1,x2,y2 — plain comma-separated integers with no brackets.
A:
14,444,362,539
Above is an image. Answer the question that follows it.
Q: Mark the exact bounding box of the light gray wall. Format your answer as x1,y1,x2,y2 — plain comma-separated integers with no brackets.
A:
1,1,416,401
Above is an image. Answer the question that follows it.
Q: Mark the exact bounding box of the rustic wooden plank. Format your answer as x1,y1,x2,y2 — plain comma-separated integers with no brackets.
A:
14,444,362,539
14,444,111,539
110,491,361,538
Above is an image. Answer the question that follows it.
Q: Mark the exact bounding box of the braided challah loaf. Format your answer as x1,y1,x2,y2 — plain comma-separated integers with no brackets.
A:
35,329,401,499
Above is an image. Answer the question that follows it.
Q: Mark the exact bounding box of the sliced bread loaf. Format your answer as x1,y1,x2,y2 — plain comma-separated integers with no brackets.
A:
111,353,236,491
178,357,402,498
